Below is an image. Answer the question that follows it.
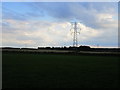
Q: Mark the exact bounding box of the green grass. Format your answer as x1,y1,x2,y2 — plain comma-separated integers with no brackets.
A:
2,52,119,88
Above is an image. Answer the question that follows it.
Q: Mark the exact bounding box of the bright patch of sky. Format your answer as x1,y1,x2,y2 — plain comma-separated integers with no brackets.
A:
2,2,118,48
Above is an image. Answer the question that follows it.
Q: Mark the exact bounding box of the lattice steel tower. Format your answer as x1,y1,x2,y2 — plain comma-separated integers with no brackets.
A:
70,22,81,47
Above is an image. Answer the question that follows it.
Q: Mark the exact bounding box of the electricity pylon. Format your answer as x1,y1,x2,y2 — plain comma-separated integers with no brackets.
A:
70,22,81,47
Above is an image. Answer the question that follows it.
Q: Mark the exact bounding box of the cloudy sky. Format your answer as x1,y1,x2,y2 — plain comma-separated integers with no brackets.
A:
2,2,118,48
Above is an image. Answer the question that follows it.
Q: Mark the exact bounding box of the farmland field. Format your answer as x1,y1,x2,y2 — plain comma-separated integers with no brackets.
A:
2,52,119,88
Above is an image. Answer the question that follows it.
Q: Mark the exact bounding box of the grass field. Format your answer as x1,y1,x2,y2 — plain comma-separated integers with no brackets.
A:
2,52,119,88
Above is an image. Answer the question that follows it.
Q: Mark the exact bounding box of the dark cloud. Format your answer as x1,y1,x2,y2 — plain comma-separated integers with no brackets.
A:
2,2,117,28
29,2,117,28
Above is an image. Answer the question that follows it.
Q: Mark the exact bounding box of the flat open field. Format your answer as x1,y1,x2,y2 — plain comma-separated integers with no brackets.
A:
2,52,119,88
